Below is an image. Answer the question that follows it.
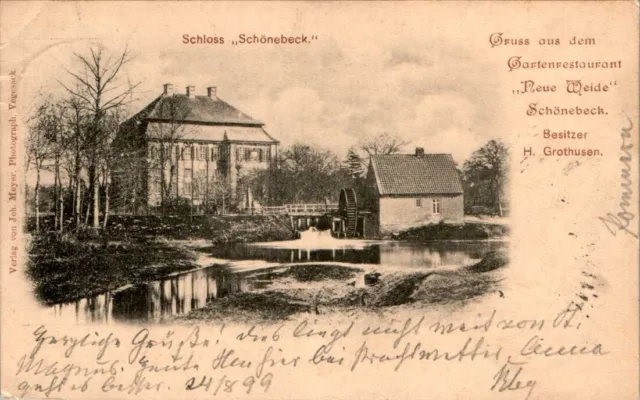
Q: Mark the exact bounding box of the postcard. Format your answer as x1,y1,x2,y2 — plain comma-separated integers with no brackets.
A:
1,1,638,399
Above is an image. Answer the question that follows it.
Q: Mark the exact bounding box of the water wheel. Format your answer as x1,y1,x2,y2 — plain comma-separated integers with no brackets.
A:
338,188,358,237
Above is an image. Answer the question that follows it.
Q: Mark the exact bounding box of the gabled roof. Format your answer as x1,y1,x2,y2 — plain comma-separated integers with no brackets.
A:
141,94,263,125
124,93,278,143
370,153,463,196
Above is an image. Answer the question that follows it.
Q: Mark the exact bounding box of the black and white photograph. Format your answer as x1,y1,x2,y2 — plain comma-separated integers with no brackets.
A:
19,10,511,325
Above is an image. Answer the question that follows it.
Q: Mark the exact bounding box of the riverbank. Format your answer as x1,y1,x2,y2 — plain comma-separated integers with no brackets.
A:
27,232,198,305
177,250,509,324
26,215,506,307
392,221,509,241
26,215,294,305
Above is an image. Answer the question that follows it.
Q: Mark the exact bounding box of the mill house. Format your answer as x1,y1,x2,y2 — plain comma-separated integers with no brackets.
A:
364,148,464,234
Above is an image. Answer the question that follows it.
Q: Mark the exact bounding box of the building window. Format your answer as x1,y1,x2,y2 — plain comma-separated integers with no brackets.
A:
199,145,208,161
192,179,200,197
433,199,441,214
416,198,422,207
243,148,256,161
180,146,195,161
183,168,192,195
211,146,219,160
197,169,207,185
151,169,161,194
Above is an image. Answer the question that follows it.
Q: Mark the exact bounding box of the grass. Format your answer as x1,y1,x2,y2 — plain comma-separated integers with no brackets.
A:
208,215,294,244
394,221,509,241
362,272,431,307
275,264,362,282
27,232,197,305
178,292,315,323
465,249,509,273
411,271,500,306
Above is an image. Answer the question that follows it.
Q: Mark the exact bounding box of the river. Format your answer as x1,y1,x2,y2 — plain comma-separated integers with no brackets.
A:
48,231,505,324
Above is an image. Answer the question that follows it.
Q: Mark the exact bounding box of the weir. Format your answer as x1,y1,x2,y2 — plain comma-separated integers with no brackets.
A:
254,190,371,238
252,227,376,250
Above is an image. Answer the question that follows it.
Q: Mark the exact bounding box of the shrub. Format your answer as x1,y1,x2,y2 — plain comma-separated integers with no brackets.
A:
395,222,509,241
164,196,193,216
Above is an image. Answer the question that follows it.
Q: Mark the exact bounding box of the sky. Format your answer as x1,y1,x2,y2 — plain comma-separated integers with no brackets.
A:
3,2,506,172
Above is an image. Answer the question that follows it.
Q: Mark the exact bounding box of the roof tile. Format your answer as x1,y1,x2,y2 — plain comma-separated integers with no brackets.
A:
371,154,463,195
125,93,278,143
147,94,262,125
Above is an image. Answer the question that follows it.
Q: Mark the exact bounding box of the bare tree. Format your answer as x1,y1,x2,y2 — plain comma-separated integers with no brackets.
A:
359,132,409,157
59,45,141,228
26,98,58,231
190,168,215,215
50,102,68,231
98,107,129,229
284,144,346,202
209,174,234,215
146,96,192,216
244,144,349,205
58,95,90,226
29,98,68,231
349,132,410,173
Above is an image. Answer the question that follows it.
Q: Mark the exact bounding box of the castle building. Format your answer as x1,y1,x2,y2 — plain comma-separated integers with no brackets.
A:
115,84,279,211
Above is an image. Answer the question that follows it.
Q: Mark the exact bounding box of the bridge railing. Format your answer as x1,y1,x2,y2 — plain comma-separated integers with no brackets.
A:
256,203,339,216
257,205,288,216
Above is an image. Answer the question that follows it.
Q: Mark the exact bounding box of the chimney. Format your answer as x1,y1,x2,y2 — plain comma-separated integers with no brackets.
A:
415,147,425,157
207,86,217,100
163,83,173,96
186,85,195,98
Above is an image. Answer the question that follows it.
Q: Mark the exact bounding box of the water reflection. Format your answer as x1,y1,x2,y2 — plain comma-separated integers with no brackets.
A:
378,242,486,267
208,243,382,264
211,241,503,268
50,241,505,324
51,266,282,324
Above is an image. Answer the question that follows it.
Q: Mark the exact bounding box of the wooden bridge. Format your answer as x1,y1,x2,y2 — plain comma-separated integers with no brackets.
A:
251,188,368,238
253,203,340,233
255,203,338,216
